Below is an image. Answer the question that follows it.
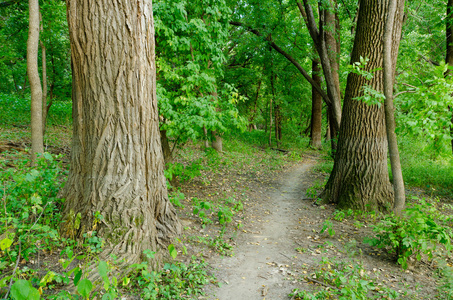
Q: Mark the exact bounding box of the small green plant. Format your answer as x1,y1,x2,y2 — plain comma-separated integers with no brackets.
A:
364,198,452,269
320,220,335,237
169,190,185,208
190,230,233,256
291,258,399,299
164,161,202,184
192,198,213,226
128,250,215,299
332,210,345,221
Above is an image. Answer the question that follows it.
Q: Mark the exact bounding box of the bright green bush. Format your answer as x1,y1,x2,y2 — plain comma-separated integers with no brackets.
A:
364,198,453,269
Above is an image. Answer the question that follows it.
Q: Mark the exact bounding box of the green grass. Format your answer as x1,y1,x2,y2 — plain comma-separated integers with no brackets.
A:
0,93,72,127
399,136,453,197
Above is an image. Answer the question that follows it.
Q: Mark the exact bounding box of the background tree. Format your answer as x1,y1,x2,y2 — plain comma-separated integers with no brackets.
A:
62,0,180,267
27,0,43,161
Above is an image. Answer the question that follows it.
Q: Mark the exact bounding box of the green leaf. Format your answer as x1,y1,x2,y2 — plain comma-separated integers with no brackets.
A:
73,268,82,286
143,249,155,259
0,237,13,251
11,280,40,300
98,260,109,278
168,244,178,259
77,278,93,298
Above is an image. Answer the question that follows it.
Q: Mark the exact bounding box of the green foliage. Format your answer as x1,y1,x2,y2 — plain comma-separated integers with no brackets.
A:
128,253,215,299
11,279,40,300
190,230,233,256
364,198,453,269
165,161,202,184
168,190,185,208
320,220,335,237
290,258,400,300
0,94,72,126
0,153,64,268
192,198,213,226
398,136,453,198
155,0,246,148
0,1,71,97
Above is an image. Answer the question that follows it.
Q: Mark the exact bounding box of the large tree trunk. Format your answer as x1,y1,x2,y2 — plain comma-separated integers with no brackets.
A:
63,0,181,268
310,59,322,149
27,0,43,162
321,0,405,211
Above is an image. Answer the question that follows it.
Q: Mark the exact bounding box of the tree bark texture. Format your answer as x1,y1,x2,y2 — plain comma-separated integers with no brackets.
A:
63,0,181,266
321,0,405,211
383,0,405,214
310,59,322,149
27,0,43,162
160,129,172,163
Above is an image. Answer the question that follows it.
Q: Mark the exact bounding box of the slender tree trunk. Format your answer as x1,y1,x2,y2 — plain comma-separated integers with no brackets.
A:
446,0,453,154
269,98,273,147
297,0,342,143
203,126,209,148
249,80,262,131
40,12,48,135
63,0,181,268
211,130,223,152
323,0,341,151
274,104,281,145
210,89,222,152
383,0,405,214
310,59,322,149
27,0,43,162
160,129,172,163
321,0,405,211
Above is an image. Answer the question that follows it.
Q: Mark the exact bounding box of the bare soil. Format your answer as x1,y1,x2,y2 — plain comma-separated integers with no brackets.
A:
175,154,442,300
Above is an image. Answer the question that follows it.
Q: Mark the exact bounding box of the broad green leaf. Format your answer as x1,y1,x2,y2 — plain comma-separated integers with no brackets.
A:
0,237,13,251
11,280,40,300
77,279,93,298
168,244,177,259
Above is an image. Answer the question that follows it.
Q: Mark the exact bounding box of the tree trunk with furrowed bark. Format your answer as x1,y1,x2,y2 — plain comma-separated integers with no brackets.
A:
62,0,181,267
321,0,405,211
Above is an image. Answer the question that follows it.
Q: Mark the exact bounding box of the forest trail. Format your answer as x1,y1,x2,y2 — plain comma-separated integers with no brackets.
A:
208,158,318,300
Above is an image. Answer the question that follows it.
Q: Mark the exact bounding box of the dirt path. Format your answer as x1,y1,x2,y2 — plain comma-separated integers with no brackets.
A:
208,159,317,300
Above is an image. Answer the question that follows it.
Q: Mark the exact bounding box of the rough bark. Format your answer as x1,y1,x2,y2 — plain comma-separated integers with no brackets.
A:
321,0,405,211
310,59,322,149
160,129,172,163
27,0,43,162
383,0,405,214
63,0,181,267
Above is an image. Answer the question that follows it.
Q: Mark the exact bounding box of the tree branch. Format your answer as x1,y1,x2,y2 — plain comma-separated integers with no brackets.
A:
229,21,331,105
299,0,320,49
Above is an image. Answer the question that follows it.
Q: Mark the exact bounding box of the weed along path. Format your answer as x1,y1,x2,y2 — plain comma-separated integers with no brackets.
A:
208,159,317,299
